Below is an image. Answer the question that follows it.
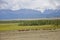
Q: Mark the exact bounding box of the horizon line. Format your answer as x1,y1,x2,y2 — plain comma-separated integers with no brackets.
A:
0,18,60,21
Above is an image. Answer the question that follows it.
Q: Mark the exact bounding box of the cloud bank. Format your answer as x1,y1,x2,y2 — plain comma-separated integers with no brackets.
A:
0,0,60,12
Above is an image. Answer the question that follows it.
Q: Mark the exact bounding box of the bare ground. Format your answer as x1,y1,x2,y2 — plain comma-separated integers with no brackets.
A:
0,29,60,40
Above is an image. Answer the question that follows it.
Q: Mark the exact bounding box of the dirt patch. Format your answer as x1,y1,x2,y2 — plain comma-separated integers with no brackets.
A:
0,29,60,40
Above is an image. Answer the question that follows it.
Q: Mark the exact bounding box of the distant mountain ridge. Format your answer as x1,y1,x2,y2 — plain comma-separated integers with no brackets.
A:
0,9,60,19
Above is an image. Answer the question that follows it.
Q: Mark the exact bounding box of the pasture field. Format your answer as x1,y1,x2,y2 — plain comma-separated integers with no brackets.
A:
0,19,60,31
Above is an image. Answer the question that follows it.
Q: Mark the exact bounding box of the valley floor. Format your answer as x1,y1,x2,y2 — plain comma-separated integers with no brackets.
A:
0,30,60,40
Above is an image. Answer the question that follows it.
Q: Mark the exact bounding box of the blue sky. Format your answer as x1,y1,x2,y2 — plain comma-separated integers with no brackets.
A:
0,0,60,12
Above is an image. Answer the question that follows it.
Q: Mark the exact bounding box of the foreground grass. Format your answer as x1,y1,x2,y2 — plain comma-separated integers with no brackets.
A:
0,23,60,31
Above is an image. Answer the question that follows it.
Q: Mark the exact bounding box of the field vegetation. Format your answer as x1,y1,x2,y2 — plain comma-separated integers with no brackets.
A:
0,19,60,31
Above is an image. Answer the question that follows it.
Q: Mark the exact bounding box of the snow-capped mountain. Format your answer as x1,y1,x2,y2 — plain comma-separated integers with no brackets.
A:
0,9,60,19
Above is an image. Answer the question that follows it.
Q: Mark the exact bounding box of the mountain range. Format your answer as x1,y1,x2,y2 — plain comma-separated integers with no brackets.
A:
0,9,60,20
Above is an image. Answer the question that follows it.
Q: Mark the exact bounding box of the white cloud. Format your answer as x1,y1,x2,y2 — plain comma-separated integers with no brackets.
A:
0,0,60,12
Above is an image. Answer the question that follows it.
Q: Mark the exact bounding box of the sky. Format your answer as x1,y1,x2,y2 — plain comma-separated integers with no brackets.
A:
0,0,60,12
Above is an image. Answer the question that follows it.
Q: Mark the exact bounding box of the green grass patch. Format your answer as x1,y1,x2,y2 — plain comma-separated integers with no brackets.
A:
0,23,60,31
0,19,60,31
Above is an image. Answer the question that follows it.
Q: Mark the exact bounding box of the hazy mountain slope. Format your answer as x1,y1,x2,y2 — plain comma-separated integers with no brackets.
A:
0,9,60,19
